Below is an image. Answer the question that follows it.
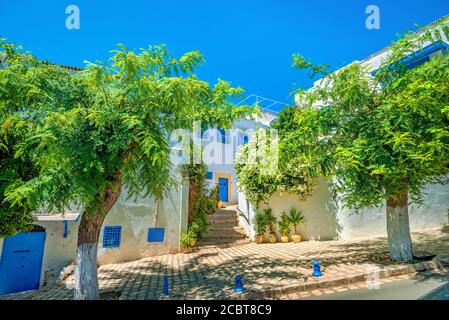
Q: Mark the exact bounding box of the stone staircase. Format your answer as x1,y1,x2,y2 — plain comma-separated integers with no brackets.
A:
200,206,249,247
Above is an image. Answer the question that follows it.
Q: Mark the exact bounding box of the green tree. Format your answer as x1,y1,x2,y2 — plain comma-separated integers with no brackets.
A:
1,41,252,299
289,21,449,261
1,41,83,236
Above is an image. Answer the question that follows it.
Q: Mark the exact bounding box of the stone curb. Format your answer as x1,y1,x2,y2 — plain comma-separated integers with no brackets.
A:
235,257,449,300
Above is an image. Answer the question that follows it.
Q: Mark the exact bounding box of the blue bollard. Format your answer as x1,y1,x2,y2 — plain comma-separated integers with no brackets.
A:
234,275,244,293
312,260,323,277
163,275,169,295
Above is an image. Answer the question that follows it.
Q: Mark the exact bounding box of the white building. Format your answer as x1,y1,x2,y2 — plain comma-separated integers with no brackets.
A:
204,110,278,204
238,15,449,242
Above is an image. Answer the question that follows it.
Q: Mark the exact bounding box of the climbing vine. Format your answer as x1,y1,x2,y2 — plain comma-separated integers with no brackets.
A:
234,123,315,208
180,163,218,244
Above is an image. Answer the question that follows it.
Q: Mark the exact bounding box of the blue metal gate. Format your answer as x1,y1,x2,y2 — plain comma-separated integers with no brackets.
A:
218,177,229,202
0,228,46,295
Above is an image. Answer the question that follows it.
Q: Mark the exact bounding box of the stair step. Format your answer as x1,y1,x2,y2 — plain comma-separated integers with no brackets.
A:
204,233,246,240
207,226,242,232
207,223,237,230
207,217,238,224
215,209,237,214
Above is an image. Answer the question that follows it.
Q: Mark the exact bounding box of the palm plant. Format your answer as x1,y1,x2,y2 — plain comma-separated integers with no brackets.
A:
252,211,267,236
278,213,291,236
287,208,304,234
263,208,276,234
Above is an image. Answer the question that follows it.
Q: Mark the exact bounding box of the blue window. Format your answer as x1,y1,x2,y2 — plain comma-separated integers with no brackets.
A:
148,227,165,242
206,171,213,180
103,226,121,248
243,136,249,144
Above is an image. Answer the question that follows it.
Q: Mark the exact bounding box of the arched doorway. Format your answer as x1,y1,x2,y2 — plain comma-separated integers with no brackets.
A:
0,225,46,295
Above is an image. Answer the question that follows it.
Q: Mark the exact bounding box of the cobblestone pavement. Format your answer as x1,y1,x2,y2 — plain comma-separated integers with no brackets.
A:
2,226,449,300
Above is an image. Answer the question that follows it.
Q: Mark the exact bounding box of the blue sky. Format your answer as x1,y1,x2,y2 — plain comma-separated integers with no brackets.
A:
1,1,448,111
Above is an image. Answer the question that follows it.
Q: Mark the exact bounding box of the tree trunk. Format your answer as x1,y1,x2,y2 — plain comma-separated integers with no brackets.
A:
154,198,159,226
386,191,414,262
74,212,104,300
75,175,122,300
188,176,199,224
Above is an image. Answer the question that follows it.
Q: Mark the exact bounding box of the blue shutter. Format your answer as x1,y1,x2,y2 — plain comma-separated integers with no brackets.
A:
148,228,165,242
103,226,122,248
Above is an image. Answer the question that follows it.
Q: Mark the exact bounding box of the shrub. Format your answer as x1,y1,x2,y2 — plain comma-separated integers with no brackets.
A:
287,208,304,234
252,211,267,236
278,213,291,236
263,208,276,234
181,225,198,248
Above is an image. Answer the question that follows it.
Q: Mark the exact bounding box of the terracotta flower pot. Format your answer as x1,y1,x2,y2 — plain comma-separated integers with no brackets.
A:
255,235,264,244
292,234,301,243
269,233,277,243
281,235,289,243
190,239,196,247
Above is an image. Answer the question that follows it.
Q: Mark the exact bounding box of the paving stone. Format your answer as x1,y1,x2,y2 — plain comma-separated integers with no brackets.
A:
2,226,449,300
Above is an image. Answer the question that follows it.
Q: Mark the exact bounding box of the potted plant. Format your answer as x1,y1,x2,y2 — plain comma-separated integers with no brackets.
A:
181,225,198,253
287,208,304,243
252,211,266,244
278,213,291,243
263,208,277,243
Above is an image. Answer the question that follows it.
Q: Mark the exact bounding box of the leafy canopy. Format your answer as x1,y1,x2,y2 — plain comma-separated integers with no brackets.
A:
1,40,253,236
289,19,449,208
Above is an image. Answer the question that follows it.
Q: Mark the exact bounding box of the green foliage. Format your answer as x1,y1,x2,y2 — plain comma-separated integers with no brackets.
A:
277,213,291,236
182,163,219,240
263,208,276,234
286,19,449,209
252,211,267,236
181,225,197,248
0,41,82,236
0,40,253,237
235,127,314,207
287,208,304,234
292,54,330,78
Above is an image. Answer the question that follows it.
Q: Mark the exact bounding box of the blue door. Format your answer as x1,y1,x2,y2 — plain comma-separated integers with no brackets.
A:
0,229,46,295
218,177,229,202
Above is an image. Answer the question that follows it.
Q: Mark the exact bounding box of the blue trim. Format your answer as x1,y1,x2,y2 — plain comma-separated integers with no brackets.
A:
148,227,165,242
102,225,122,248
63,220,68,238
402,40,449,69
243,136,249,144
372,40,449,76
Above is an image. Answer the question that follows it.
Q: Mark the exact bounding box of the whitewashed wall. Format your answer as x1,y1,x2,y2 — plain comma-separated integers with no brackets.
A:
0,179,189,290
35,218,79,288
97,179,189,265
237,178,449,241
205,113,276,204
